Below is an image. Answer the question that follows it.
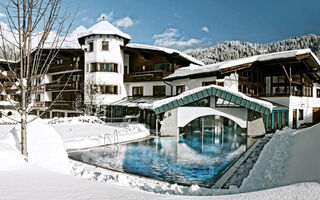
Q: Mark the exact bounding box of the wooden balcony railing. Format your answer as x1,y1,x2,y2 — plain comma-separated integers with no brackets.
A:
45,82,79,91
124,70,172,82
45,101,76,110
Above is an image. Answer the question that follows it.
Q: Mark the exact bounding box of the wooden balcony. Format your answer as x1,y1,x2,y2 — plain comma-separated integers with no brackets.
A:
45,82,80,92
124,70,172,82
45,101,76,110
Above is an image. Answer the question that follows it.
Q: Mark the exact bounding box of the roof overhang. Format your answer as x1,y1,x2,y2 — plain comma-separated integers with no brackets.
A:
165,49,320,82
122,43,204,66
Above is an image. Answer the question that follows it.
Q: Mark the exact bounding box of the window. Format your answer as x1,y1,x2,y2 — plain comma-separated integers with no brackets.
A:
154,63,173,72
202,81,216,86
132,87,143,96
99,85,118,94
72,75,81,81
176,85,185,95
90,63,118,72
317,89,320,98
112,64,118,72
106,63,111,71
299,109,304,120
185,97,210,107
86,64,89,72
88,42,94,52
293,74,301,82
217,81,224,87
99,63,104,71
101,41,109,51
91,63,97,72
36,94,41,102
153,85,166,97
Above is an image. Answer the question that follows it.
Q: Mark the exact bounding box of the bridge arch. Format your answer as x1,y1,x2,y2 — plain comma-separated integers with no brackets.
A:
177,107,247,128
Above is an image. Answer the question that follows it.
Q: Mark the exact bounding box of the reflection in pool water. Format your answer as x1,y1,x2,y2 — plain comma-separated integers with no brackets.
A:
69,116,248,187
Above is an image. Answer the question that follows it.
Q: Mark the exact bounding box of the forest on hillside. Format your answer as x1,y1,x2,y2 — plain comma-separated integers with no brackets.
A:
185,34,320,64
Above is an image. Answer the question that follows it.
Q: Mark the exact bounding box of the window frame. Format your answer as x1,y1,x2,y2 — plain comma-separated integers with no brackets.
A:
299,109,304,120
88,41,94,52
153,85,166,97
99,85,119,95
101,41,109,51
132,86,143,96
176,85,185,95
90,63,118,73
317,89,320,98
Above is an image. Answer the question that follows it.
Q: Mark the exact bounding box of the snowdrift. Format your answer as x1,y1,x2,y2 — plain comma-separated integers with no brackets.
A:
1,117,70,174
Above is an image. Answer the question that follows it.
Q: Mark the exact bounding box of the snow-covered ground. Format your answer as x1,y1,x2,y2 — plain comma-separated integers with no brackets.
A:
48,116,150,149
0,116,320,199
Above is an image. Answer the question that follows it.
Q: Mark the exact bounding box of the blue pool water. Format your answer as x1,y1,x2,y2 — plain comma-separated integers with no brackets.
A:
70,120,248,187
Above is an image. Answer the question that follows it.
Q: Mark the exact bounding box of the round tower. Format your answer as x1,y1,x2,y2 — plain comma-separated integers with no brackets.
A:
78,20,131,110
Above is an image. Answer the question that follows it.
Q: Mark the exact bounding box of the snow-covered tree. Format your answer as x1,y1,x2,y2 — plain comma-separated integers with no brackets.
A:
186,34,320,64
0,0,76,159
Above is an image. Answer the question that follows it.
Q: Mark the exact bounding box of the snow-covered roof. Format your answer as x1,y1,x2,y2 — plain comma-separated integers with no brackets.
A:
125,43,205,66
141,84,276,113
165,49,319,80
78,21,131,44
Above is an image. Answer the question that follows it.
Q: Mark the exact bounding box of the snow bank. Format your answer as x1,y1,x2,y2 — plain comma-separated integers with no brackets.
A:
228,124,320,194
70,160,320,199
2,117,70,174
27,118,70,174
70,160,214,196
0,144,27,171
52,121,150,150
238,127,294,193
48,116,104,125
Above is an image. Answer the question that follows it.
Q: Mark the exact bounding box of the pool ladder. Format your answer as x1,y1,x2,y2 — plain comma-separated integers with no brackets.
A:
103,130,120,156
104,130,119,145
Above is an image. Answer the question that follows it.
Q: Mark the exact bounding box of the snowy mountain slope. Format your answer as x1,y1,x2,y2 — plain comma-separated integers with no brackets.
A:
185,34,320,64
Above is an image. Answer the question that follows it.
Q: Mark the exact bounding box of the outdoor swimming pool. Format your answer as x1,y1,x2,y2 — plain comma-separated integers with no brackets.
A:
69,116,249,187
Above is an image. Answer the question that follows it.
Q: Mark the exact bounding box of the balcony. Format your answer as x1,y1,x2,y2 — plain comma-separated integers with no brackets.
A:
45,101,77,110
124,70,172,82
45,82,80,92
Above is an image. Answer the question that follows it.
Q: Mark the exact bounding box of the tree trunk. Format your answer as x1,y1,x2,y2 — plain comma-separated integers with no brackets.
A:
21,87,28,159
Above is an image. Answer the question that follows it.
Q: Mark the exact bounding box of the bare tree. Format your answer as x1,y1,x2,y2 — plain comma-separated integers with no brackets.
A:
0,0,77,159
84,79,102,116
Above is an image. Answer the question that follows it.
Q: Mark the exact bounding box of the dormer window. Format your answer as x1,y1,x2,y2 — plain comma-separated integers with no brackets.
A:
88,42,94,52
101,41,109,51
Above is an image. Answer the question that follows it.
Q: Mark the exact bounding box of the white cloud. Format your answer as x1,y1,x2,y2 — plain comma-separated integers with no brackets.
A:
0,21,86,51
201,26,209,32
152,28,202,48
114,16,134,29
0,13,6,18
96,12,113,22
82,16,94,24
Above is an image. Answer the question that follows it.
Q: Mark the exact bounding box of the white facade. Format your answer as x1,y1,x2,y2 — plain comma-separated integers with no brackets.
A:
262,85,320,128
83,35,127,105
125,81,171,96
75,21,320,132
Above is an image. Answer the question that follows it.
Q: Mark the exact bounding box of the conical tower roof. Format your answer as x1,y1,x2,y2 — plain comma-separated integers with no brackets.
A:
78,20,131,45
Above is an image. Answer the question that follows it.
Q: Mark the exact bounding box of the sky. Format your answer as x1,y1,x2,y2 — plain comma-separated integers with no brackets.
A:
2,0,320,50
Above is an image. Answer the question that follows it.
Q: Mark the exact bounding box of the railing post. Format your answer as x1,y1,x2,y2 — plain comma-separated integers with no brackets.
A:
266,114,269,131
277,111,280,129
271,111,274,130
